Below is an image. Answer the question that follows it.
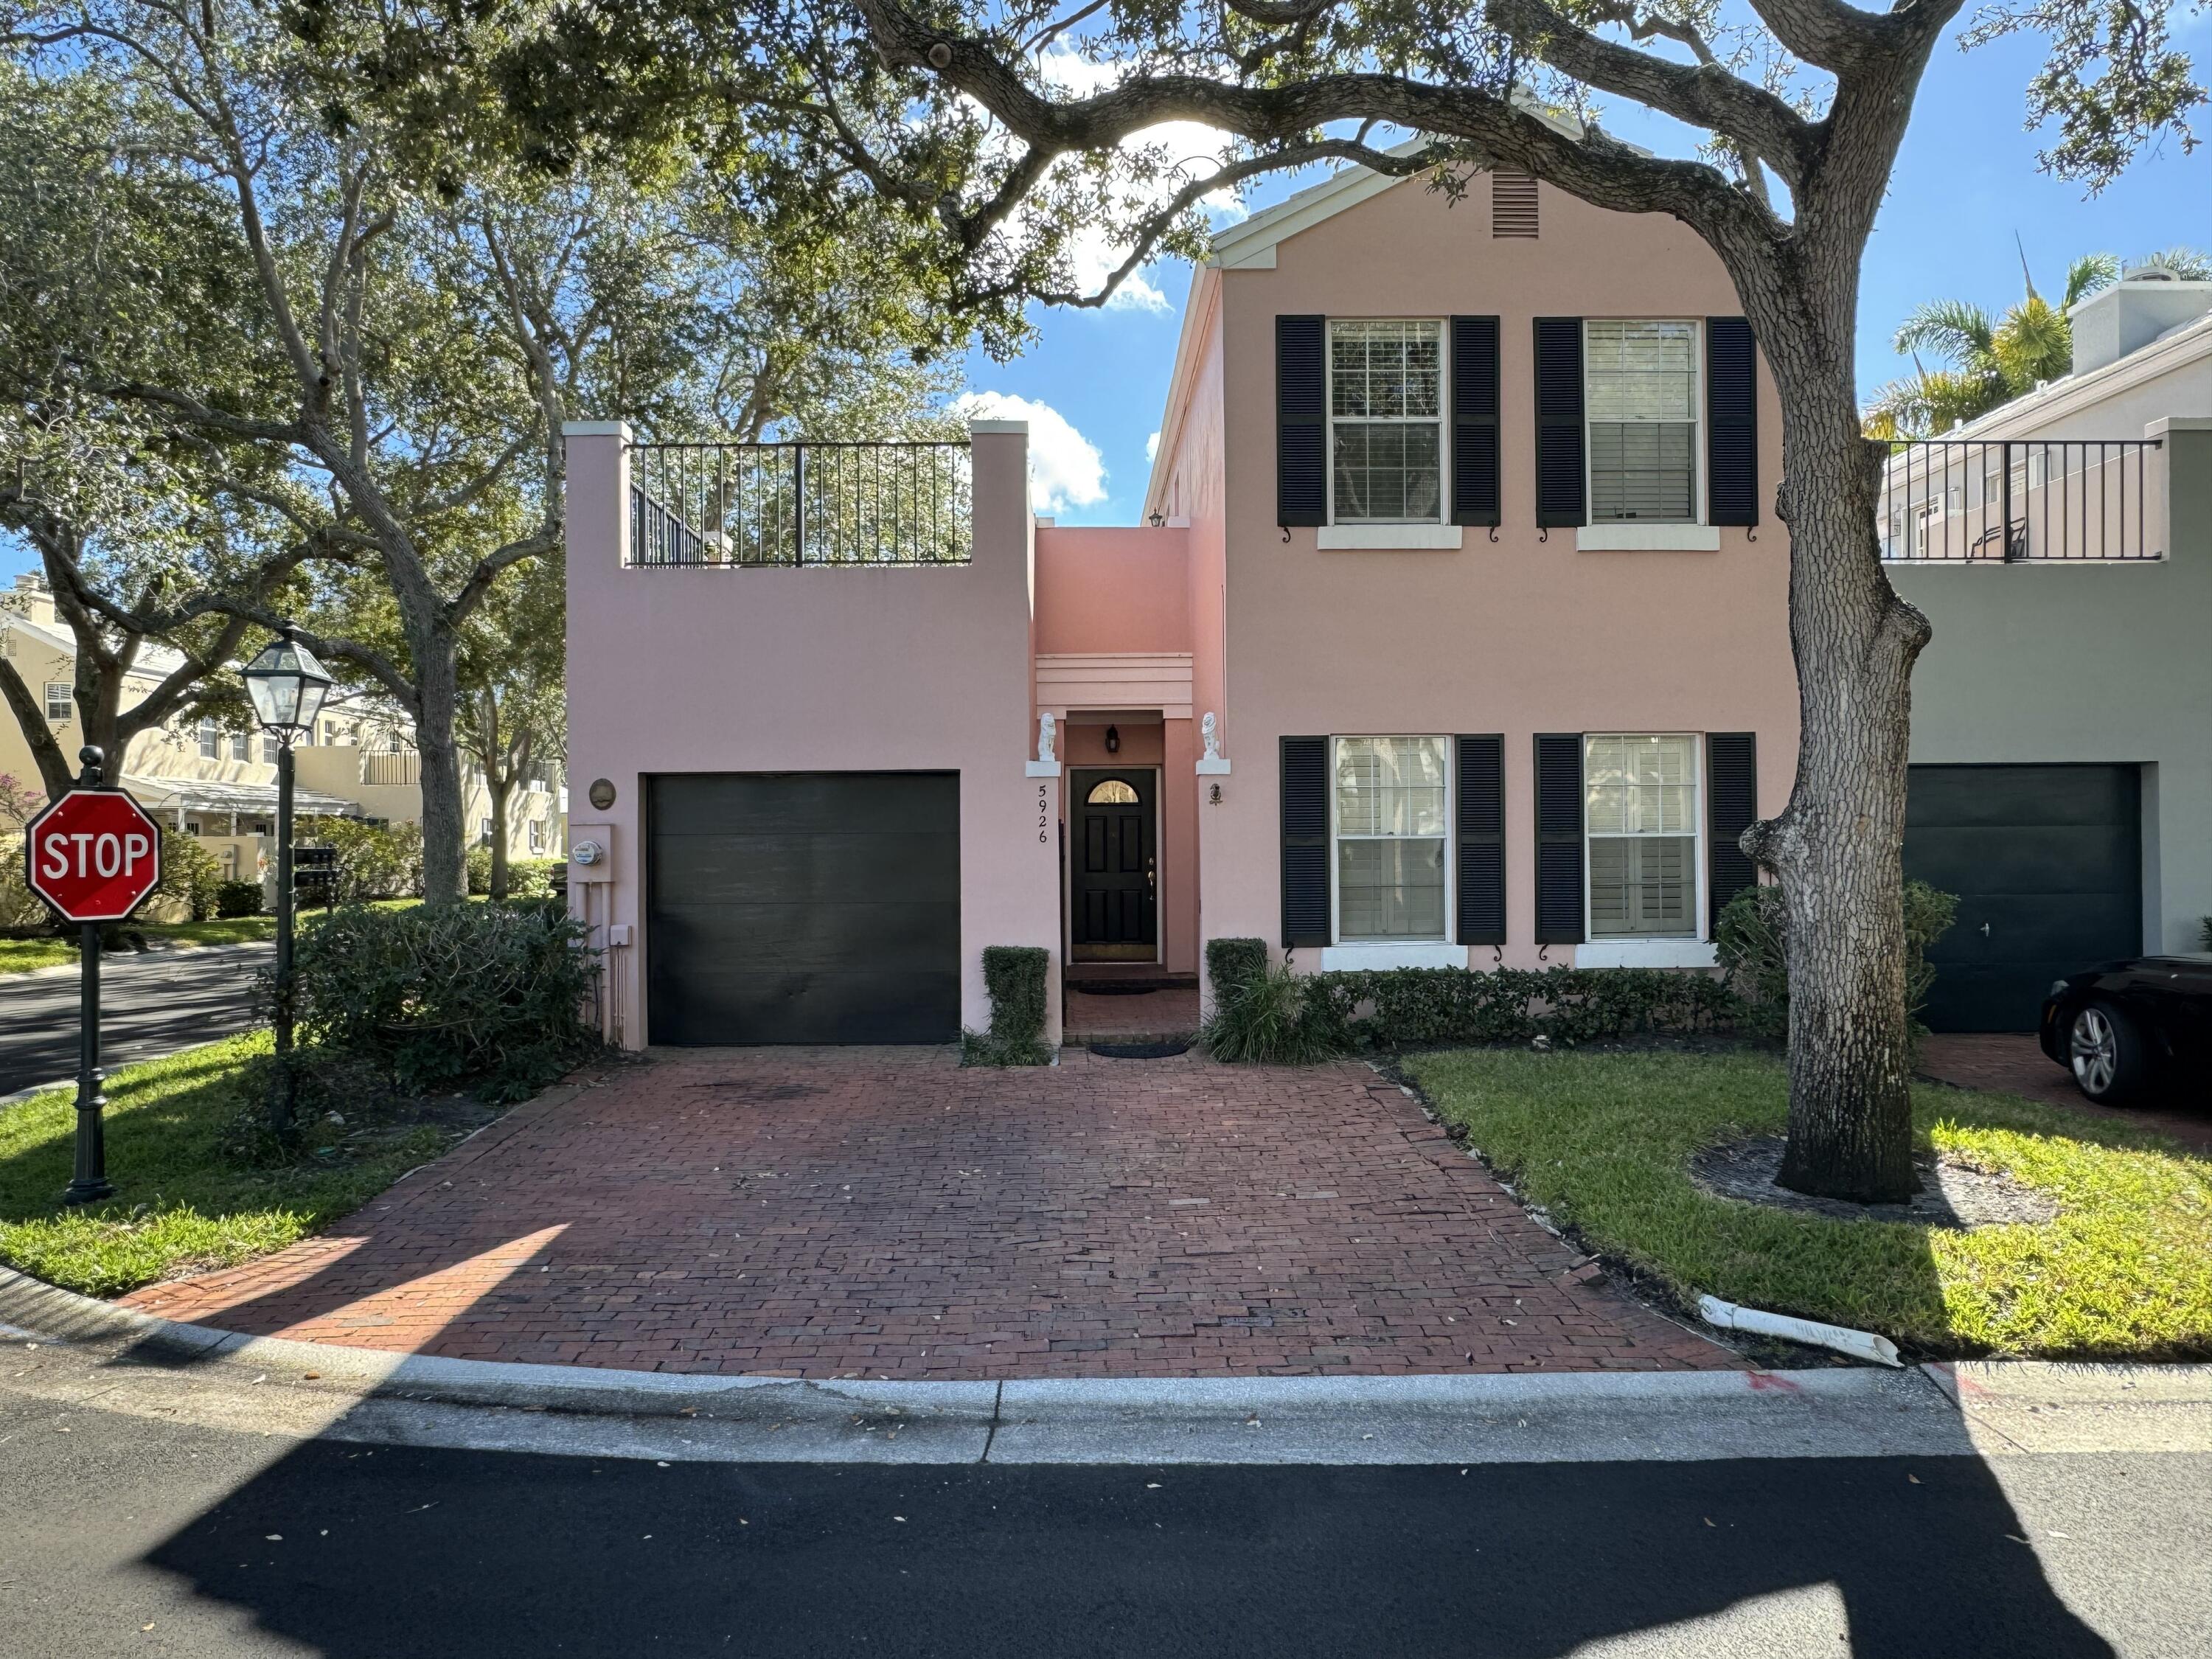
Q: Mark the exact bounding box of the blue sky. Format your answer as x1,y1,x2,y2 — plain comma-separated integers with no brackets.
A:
966,26,2212,527
6,24,2205,581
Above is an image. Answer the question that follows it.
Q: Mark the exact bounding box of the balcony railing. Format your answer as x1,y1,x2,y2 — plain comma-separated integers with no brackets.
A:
1878,437,2163,563
627,440,973,566
360,751,421,787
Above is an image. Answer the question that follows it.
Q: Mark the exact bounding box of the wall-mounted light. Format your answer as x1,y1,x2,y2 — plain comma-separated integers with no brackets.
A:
1148,510,1165,527
1105,724,1120,754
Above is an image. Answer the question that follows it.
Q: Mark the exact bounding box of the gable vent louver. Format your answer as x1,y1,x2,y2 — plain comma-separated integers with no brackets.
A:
1492,172,1539,237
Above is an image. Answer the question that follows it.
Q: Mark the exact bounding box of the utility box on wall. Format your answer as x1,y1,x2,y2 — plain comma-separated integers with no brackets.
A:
568,823,614,884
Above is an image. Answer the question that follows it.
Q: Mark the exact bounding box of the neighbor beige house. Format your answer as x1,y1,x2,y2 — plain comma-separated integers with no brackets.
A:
1,573,563,891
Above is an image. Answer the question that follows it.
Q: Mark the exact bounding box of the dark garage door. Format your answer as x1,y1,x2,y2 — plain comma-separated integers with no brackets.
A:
647,773,960,1045
1903,764,2140,1033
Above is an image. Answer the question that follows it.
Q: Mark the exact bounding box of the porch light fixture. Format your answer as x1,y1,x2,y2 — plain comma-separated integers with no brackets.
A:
1105,724,1120,754
1148,510,1164,527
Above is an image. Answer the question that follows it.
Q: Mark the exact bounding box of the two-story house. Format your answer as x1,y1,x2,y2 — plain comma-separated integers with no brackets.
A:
1,572,566,891
563,161,1798,1050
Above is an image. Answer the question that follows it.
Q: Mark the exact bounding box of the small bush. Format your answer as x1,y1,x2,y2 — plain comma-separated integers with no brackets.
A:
215,880,266,919
1717,879,1958,1042
466,845,494,894
1205,937,1268,1012
289,900,599,1100
155,828,224,922
2201,917,2212,952
0,835,48,928
316,818,423,902
964,944,1051,1065
504,858,562,900
1201,959,1349,1063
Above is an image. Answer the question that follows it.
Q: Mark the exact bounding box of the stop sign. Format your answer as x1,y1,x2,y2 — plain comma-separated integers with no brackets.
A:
24,789,165,922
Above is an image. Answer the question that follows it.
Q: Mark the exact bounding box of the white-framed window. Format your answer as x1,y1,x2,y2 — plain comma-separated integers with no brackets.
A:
262,732,280,763
44,682,72,722
229,730,251,762
1329,320,1444,524
1586,320,1700,524
479,817,495,846
198,717,220,759
1332,735,1450,942
1585,734,1701,939
526,818,546,855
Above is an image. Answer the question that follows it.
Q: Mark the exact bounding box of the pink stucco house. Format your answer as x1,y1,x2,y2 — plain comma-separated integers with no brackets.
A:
563,160,1799,1049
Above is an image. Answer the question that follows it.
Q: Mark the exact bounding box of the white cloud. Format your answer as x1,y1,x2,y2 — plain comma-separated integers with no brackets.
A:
1145,431,1161,464
953,392,1107,514
1068,225,1172,312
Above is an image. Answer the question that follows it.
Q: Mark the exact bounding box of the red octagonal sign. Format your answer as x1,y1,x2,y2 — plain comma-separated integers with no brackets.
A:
24,789,165,923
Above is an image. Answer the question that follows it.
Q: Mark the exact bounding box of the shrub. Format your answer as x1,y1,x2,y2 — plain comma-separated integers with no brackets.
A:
1200,958,1352,1064
963,945,1051,1065
1205,937,1268,1012
466,845,493,894
0,835,47,928
1716,879,1959,1043
504,858,562,900
2201,917,2212,952
289,900,599,1100
316,818,423,902
215,880,266,919
1203,961,1736,1063
154,827,225,922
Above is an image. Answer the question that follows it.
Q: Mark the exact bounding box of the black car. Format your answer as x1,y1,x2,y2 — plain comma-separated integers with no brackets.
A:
2040,956,2212,1105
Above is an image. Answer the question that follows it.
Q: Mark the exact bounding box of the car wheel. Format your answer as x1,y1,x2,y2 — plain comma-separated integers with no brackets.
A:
2069,1000,2153,1104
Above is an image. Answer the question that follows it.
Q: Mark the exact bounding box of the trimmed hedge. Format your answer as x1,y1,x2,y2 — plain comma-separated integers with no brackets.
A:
289,900,599,1100
964,945,1051,1065
156,828,224,922
1205,936,1268,1009
215,880,265,919
1200,950,1735,1064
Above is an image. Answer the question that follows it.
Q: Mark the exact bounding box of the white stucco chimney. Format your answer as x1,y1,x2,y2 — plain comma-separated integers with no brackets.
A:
2069,270,2212,377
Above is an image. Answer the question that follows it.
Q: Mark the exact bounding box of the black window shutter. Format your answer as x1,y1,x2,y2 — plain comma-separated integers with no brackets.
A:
1450,316,1501,527
1706,732,1759,932
1281,736,1330,947
1455,735,1506,945
1705,317,1759,527
1277,316,1326,527
1534,733,1586,944
1533,319,1587,529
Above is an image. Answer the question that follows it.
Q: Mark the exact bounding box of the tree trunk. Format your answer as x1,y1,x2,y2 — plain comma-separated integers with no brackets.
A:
412,635,468,908
1743,327,1933,1203
487,768,512,900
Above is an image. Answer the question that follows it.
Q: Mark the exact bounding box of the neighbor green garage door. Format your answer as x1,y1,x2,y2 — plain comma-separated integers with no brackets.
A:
647,773,960,1045
1903,764,2140,1033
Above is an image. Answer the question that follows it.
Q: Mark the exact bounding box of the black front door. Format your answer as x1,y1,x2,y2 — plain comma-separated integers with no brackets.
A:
1071,769,1157,961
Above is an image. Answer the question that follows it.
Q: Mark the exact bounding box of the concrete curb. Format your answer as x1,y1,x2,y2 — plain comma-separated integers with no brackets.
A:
9,1264,2211,1466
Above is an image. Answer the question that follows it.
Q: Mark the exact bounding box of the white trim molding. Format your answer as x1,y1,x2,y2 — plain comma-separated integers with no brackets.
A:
1318,525,1465,551
1576,524,1721,552
1036,653,1194,720
1318,942,1467,972
1574,939,1719,970
1024,760,1062,778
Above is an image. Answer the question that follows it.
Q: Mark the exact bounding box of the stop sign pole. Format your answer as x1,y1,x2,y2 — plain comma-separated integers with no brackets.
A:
23,746,165,1206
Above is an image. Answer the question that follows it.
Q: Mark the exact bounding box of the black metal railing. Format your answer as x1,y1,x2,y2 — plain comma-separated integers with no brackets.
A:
627,440,973,566
1878,437,2163,563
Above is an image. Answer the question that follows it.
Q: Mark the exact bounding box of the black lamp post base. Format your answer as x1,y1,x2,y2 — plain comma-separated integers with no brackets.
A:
60,1177,116,1207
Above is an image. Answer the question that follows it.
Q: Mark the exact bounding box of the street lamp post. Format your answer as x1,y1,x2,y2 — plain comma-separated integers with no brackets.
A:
242,625,334,1132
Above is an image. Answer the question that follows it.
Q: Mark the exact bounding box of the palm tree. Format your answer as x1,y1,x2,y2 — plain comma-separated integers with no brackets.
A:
1863,248,2205,438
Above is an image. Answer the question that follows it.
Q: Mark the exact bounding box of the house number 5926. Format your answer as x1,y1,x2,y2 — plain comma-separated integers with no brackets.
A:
1038,785,1050,843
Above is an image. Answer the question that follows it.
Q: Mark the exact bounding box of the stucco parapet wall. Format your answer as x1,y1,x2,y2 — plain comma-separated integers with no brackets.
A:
967,418,1030,435
561,420,632,439
2146,416,2212,435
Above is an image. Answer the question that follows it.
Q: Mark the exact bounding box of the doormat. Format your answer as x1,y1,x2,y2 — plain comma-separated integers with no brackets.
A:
1088,1040,1193,1060
1067,982,1162,996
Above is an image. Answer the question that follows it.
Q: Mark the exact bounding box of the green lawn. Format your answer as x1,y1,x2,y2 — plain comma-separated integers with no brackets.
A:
0,1034,459,1298
1406,1048,2212,1361
0,915,279,977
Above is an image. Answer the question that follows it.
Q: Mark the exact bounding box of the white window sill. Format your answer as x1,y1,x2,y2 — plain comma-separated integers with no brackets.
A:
1317,525,1464,551
1576,524,1721,552
1318,942,1467,971
1574,939,1719,970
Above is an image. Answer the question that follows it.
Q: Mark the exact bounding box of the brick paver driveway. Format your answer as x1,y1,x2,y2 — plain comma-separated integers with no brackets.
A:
123,1048,1735,1378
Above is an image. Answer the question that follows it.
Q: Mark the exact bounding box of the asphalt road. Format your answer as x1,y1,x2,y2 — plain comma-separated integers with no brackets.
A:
0,943,270,1096
1,1371,2203,1658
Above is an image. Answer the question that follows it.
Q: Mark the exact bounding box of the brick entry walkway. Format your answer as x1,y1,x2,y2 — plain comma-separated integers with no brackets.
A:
122,1049,1733,1379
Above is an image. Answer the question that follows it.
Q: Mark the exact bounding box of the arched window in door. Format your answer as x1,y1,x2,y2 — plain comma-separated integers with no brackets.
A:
1086,779,1140,805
